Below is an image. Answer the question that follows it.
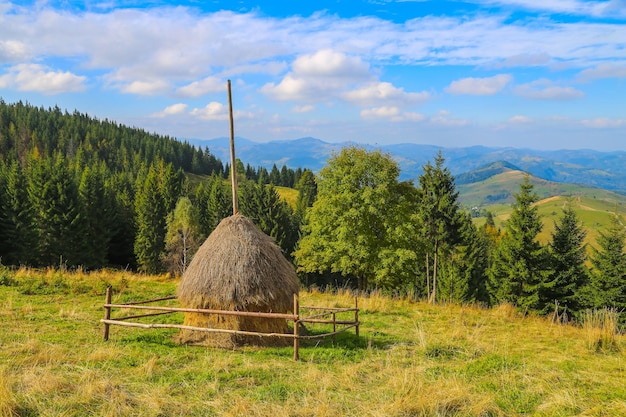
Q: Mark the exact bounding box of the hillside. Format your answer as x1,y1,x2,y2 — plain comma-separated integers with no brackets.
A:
1,269,624,416
457,167,626,208
188,137,626,194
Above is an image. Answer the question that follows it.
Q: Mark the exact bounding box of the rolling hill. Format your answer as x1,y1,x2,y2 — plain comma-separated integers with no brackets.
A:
186,137,626,195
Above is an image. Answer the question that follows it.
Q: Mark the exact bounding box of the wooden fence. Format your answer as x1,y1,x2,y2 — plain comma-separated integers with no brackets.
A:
101,287,360,360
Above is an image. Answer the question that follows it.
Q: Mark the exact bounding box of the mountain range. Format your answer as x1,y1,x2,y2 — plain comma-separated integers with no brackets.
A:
186,137,626,196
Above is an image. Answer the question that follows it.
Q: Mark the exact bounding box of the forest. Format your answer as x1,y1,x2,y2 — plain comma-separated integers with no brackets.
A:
0,101,625,319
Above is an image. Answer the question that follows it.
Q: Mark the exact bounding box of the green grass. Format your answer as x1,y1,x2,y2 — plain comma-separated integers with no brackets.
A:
1,269,625,416
474,195,626,252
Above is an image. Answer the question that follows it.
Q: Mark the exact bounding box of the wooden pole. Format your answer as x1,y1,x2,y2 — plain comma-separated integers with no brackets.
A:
332,312,336,344
293,293,300,361
103,286,112,341
355,296,359,338
227,80,239,215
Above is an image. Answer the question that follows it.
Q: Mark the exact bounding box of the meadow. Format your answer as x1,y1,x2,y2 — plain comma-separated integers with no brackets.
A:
1,268,625,417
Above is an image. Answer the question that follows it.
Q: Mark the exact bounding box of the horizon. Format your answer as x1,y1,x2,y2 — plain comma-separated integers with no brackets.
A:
1,1,625,151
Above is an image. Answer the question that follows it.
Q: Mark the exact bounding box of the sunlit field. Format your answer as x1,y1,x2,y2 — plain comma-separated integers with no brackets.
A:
1,267,624,417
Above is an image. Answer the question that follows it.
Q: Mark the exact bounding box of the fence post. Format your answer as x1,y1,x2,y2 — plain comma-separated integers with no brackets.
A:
103,286,112,341
355,296,359,338
332,312,337,344
293,293,300,361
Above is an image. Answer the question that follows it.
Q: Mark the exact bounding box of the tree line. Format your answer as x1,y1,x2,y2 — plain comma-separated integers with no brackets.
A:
0,101,308,272
0,101,624,318
294,147,626,318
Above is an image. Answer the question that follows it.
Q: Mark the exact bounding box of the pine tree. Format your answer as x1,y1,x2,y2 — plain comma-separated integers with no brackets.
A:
587,215,626,310
488,176,548,310
541,202,589,314
27,154,85,267
417,151,463,303
134,165,166,273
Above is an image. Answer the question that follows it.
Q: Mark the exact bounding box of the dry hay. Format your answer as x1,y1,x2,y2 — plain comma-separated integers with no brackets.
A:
176,214,299,348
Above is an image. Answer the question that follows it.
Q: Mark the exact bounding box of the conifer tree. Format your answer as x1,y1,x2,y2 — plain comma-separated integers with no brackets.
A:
27,154,85,267
134,165,166,273
541,202,589,314
416,151,462,303
488,176,548,310
587,215,626,310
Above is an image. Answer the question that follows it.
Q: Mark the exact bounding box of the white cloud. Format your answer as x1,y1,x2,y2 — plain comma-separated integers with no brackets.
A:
121,79,170,95
0,63,86,94
429,110,468,126
262,49,372,101
578,63,626,81
470,0,626,17
360,106,426,122
176,76,224,98
446,74,512,95
292,105,315,113
344,82,430,106
514,79,585,100
581,117,625,128
190,102,255,121
0,40,31,63
152,103,188,118
190,102,229,120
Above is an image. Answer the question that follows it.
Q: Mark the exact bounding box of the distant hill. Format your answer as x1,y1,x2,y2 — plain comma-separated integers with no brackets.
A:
186,137,626,195
457,167,626,208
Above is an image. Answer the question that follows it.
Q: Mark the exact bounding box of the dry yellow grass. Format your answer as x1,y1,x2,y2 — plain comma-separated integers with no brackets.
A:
0,269,625,416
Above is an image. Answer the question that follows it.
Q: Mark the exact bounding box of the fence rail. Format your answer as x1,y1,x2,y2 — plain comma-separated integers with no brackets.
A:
101,287,359,361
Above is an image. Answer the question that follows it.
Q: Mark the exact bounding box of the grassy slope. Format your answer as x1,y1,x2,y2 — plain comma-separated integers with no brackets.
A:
458,170,626,209
1,269,625,417
476,195,626,251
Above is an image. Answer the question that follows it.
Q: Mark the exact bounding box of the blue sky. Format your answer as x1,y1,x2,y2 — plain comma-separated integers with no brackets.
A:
1,0,625,151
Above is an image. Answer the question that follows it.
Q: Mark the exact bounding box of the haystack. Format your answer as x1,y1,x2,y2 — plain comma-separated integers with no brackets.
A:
176,213,299,348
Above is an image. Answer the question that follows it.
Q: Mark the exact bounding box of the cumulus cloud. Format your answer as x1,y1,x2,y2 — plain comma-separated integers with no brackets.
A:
514,79,585,100
446,74,512,95
152,103,188,118
360,106,426,122
176,76,224,98
470,0,626,17
0,63,86,94
0,40,31,63
261,49,372,101
344,82,430,107
190,102,255,121
121,79,170,95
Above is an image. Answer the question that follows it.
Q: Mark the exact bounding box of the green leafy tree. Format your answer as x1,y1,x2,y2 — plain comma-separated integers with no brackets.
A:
541,202,589,314
294,169,318,224
134,165,166,273
295,146,414,290
586,215,626,310
488,176,548,310
162,197,202,275
416,151,463,303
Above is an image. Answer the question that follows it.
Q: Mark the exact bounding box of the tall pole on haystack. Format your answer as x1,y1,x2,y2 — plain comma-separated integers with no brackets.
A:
227,80,239,215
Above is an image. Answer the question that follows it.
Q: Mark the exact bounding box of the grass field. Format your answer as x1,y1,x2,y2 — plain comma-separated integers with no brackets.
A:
1,268,625,417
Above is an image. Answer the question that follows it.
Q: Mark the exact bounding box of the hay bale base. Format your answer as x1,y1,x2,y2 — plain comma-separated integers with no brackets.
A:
176,214,299,348
175,312,292,348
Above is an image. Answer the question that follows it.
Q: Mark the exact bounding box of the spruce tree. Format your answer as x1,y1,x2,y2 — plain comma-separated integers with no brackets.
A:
542,202,589,314
134,165,166,273
417,151,462,303
587,215,626,310
487,176,548,310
